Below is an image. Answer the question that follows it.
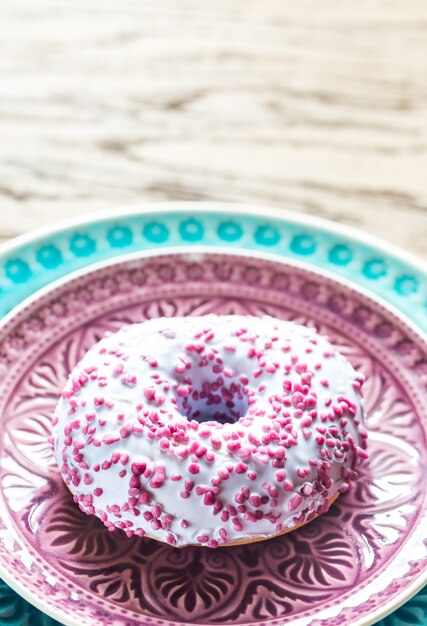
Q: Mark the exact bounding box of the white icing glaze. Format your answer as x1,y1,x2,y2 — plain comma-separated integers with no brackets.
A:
53,315,367,547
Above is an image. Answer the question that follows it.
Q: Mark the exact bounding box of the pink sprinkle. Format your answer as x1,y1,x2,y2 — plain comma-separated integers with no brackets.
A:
188,463,200,474
213,501,223,515
302,483,313,496
175,362,186,374
269,486,279,498
288,494,303,511
177,384,191,397
283,380,292,392
357,448,369,460
122,374,137,386
241,486,250,499
144,387,156,401
235,462,247,474
150,464,166,487
204,492,215,506
131,462,146,476
248,433,260,445
94,488,103,497
129,475,141,489
171,472,182,481
113,364,124,376
249,495,261,507
219,469,229,480
102,433,120,445
150,507,162,521
333,404,344,417
226,504,237,516
138,492,150,505
274,447,285,460
159,438,170,450
120,424,131,439
227,441,241,452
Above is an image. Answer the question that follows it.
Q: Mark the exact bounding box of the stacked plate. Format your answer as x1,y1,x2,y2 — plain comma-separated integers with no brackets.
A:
0,204,426,626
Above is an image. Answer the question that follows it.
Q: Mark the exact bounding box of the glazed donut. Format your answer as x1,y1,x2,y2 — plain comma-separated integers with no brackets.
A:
53,315,368,548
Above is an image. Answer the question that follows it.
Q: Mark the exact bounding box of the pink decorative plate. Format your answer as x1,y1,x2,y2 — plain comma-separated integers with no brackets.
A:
0,251,426,626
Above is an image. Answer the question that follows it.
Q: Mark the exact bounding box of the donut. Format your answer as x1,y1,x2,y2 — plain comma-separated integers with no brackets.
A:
52,315,368,548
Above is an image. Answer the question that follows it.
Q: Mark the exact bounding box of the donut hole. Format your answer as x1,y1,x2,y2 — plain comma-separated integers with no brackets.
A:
175,377,250,425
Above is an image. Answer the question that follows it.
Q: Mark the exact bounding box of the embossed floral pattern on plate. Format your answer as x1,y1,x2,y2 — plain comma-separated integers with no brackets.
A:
0,252,426,626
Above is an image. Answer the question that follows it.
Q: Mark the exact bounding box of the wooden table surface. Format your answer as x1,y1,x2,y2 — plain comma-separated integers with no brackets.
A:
1,0,427,258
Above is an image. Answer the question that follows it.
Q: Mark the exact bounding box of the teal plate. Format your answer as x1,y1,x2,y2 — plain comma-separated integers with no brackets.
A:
0,203,426,626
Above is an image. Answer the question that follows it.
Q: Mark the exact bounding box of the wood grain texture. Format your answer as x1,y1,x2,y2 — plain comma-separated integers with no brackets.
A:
1,0,427,257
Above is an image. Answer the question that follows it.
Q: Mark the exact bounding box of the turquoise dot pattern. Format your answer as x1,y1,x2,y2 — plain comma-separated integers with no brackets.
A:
143,221,169,243
70,234,96,257
5,259,32,283
107,226,133,248
254,225,280,246
329,244,353,266
36,245,63,269
217,221,243,242
395,275,418,295
363,258,387,279
290,234,316,255
179,218,204,242
0,210,425,332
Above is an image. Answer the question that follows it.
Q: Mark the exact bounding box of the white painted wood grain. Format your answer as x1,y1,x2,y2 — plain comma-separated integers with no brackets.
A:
1,0,427,257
